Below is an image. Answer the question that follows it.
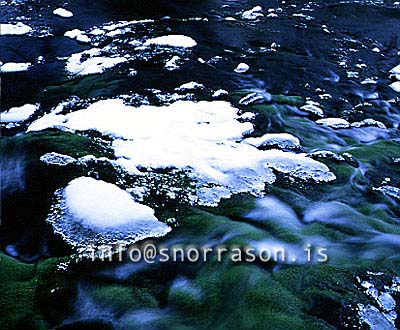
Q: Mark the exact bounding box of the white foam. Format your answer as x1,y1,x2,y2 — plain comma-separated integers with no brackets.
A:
144,35,197,48
1,104,38,122
1,62,31,73
0,22,32,35
53,8,74,18
30,100,335,205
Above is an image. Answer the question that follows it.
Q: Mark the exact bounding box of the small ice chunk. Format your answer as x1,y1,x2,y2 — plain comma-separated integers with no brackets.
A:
234,63,249,73
351,119,386,129
176,81,204,91
53,8,74,18
243,133,300,149
64,29,91,43
1,62,31,73
389,81,400,93
212,89,228,98
316,118,350,129
1,104,38,123
389,64,400,80
300,100,324,116
40,152,76,166
241,6,264,20
378,293,396,312
0,22,32,35
65,48,128,75
165,56,181,71
144,35,197,48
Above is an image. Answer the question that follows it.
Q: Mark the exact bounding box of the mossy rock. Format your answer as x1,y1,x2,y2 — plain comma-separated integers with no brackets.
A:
0,253,75,330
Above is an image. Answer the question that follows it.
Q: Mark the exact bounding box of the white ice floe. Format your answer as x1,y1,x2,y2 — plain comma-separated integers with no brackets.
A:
389,81,400,93
165,56,181,71
0,22,32,35
234,63,249,73
53,8,74,18
47,177,171,251
30,100,335,206
241,6,264,20
176,81,205,91
243,133,300,149
65,48,128,75
316,117,350,129
1,62,31,73
64,29,91,43
144,35,197,48
1,104,38,123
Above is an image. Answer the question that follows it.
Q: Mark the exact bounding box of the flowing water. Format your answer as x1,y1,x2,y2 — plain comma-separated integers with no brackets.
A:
1,0,400,329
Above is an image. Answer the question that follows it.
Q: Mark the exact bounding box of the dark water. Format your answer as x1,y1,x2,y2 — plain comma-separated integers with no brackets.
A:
1,0,400,329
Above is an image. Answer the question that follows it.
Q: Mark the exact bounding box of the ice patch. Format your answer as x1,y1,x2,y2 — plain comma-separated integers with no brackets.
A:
243,133,300,149
300,100,324,117
144,35,197,48
30,100,336,206
212,89,228,98
316,118,350,129
234,63,250,73
176,81,204,91
53,8,74,18
47,177,171,251
64,29,91,43
389,81,400,93
165,56,181,71
1,104,38,122
40,152,76,166
241,6,264,20
0,22,32,35
1,62,31,73
65,48,128,75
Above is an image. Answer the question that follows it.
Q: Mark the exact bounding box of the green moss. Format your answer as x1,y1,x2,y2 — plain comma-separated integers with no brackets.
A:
92,284,158,312
271,94,304,106
0,253,74,330
345,140,400,163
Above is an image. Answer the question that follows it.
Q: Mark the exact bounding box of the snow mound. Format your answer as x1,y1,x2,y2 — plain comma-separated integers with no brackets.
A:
144,35,197,48
1,62,31,73
1,104,38,122
47,177,171,250
53,8,74,18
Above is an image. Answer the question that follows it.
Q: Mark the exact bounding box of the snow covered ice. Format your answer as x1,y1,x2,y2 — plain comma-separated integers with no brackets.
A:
30,100,336,206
